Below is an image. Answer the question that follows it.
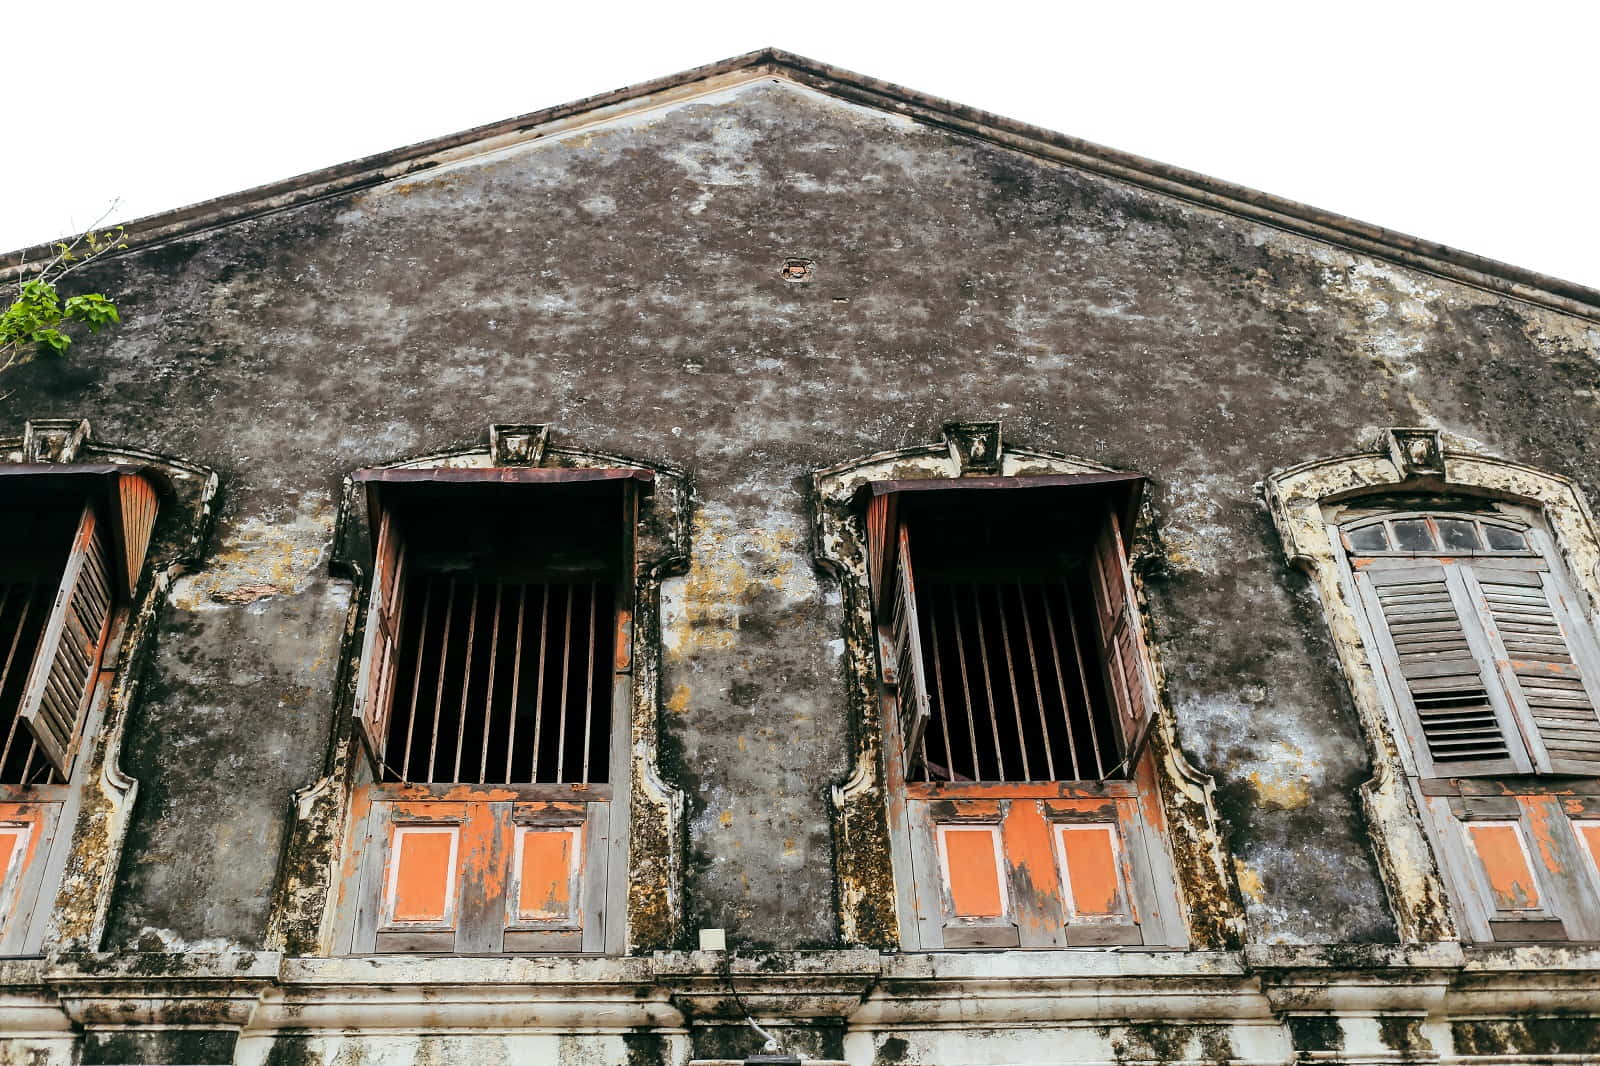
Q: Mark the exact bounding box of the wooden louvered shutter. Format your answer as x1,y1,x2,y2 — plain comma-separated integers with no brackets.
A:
1356,563,1527,775
17,503,113,777
1468,565,1600,775
114,473,160,599
1090,511,1157,752
890,524,933,767
354,505,407,763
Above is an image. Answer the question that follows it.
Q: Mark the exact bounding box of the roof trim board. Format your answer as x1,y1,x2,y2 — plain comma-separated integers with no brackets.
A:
4,48,1597,320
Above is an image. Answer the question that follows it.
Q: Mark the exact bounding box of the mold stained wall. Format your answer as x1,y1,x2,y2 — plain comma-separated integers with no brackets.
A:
9,77,1600,950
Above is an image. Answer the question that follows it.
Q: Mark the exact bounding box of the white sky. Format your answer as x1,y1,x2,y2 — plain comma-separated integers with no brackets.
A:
5,1,1598,292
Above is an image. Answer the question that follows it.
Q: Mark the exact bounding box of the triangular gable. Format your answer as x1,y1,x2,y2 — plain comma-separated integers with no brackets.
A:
3,48,1597,322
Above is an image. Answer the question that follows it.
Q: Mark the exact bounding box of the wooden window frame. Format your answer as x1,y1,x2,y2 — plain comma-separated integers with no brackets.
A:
340,466,651,957
865,475,1183,950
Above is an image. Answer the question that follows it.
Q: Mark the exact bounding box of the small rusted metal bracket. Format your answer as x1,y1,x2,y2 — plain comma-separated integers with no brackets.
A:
489,423,550,466
1386,427,1445,479
22,418,90,463
943,420,1002,475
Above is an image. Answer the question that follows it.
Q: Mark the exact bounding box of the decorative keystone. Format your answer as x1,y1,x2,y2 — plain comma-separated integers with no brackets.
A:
489,423,550,466
943,420,1002,475
22,418,90,463
1386,427,1444,478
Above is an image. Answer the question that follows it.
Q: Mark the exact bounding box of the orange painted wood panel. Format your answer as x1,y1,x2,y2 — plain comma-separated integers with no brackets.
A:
1579,823,1600,879
0,829,22,884
516,828,576,921
389,827,456,922
1469,823,1540,910
941,827,1005,917
1058,825,1122,915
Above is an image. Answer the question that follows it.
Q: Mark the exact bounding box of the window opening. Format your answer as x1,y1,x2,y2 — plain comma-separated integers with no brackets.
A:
361,478,627,786
880,486,1126,783
0,470,155,785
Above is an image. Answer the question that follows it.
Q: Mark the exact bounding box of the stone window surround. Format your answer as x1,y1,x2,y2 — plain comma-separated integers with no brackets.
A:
266,424,692,956
810,422,1243,950
0,419,217,954
1264,426,1600,943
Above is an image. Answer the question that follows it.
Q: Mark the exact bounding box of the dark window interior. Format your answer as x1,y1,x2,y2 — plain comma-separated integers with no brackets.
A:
379,481,626,786
899,489,1123,783
0,484,81,785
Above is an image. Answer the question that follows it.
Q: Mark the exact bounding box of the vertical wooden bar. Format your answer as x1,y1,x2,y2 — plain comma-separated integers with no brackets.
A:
506,584,526,784
1038,583,1084,780
1017,582,1060,780
400,577,434,780
0,584,34,775
582,581,597,784
452,583,481,782
556,584,574,784
971,583,1006,781
531,585,550,783
951,587,982,781
479,583,502,785
927,588,954,784
996,585,1031,781
427,578,456,783
1061,584,1105,780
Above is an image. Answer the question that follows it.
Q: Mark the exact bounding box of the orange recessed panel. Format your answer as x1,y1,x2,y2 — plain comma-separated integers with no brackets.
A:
940,826,1005,918
1469,823,1540,910
516,828,577,921
0,829,23,890
388,827,457,923
1058,825,1122,916
1578,822,1600,880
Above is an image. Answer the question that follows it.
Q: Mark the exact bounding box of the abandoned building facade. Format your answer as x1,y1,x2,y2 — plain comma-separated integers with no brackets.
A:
3,49,1600,1066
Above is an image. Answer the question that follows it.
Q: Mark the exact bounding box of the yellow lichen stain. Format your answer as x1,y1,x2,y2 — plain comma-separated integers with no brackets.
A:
169,496,333,610
782,839,799,858
666,683,691,716
1248,769,1313,811
1234,859,1266,903
718,810,734,828
737,735,747,752
667,508,819,655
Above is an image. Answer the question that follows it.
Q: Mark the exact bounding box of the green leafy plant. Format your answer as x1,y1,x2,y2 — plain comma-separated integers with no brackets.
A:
1,208,127,382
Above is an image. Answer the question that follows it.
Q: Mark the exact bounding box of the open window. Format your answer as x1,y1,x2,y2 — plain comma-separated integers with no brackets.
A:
864,475,1183,949
337,468,643,954
0,465,159,945
1338,501,1600,942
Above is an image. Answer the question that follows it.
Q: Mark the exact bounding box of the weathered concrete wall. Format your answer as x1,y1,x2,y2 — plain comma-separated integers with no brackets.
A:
7,77,1600,951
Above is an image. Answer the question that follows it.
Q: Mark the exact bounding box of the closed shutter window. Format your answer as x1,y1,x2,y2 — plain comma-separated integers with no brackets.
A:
1347,513,1600,777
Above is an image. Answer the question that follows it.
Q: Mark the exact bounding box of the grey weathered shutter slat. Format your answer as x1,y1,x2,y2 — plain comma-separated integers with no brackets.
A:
1357,563,1525,774
355,505,407,764
890,524,932,768
18,502,113,777
1469,564,1600,773
1089,511,1156,751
